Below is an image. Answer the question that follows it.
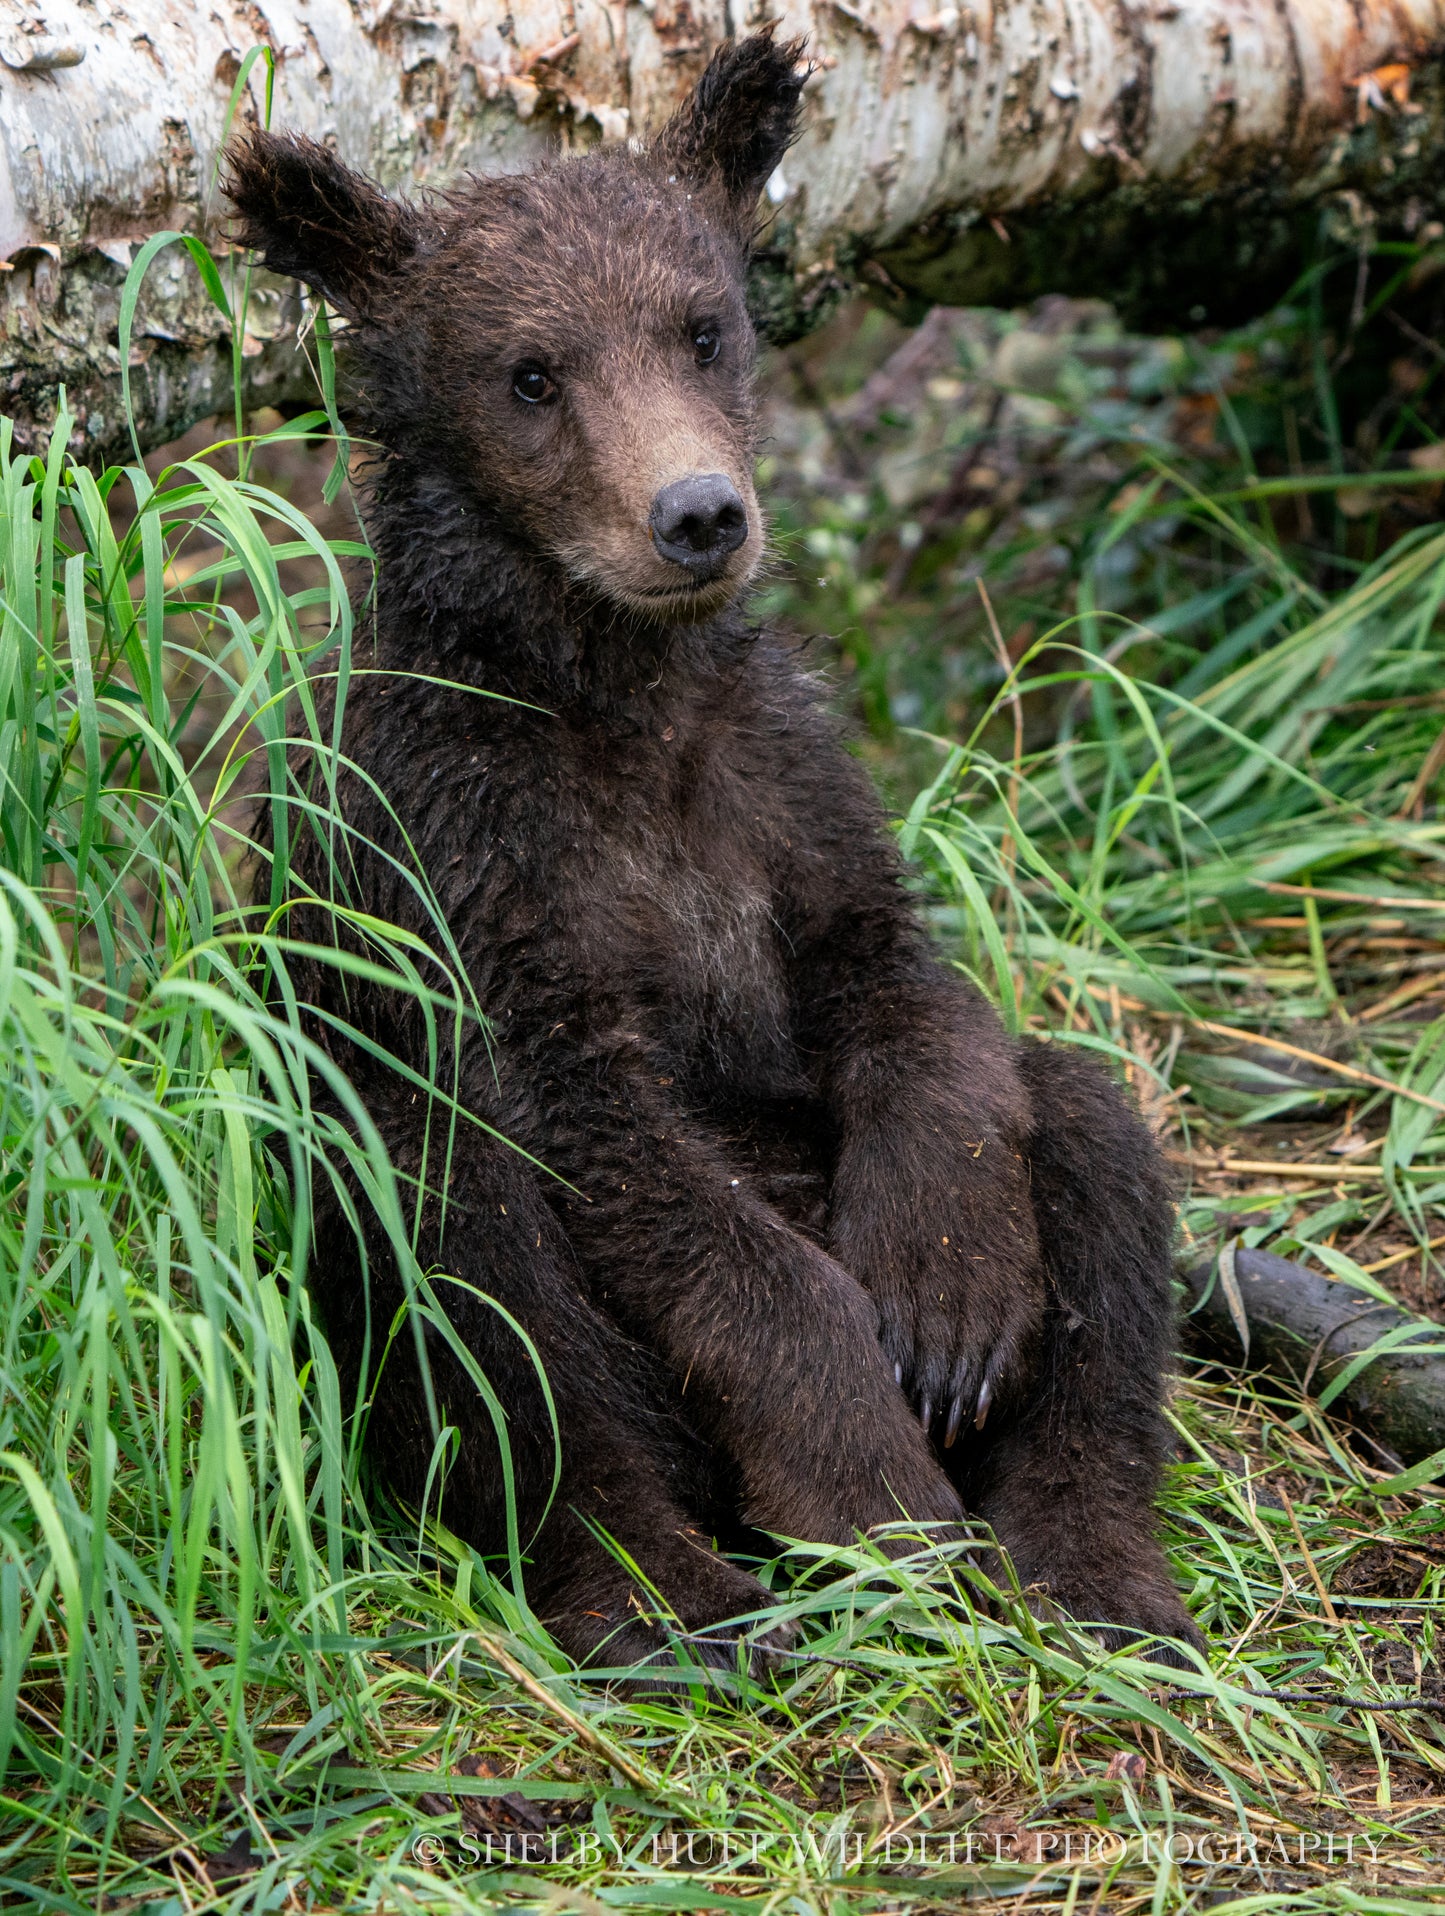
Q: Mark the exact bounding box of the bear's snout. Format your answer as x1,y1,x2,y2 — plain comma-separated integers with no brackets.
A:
649,473,749,576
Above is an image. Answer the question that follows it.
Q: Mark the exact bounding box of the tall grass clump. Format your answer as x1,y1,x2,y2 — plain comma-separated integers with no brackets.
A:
908,494,1445,1015
0,389,481,1903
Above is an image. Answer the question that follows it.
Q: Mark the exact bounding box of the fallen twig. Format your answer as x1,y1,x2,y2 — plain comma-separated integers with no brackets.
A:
1182,1246,1445,1468
466,1632,664,1797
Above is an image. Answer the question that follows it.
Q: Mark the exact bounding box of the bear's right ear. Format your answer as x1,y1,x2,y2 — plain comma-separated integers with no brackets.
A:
653,32,809,236
224,131,426,320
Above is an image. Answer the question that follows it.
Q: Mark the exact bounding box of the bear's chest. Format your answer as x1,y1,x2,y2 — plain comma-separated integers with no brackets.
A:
530,706,801,1095
589,823,799,1092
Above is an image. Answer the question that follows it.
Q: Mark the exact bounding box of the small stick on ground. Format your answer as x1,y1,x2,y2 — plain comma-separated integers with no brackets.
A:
1278,1488,1340,1626
468,1632,664,1798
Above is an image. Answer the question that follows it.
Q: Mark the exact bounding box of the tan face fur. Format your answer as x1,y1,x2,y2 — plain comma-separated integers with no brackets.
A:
410,167,765,621
225,36,808,624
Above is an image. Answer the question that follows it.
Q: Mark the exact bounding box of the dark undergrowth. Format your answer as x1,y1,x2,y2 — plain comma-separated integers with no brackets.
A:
1,231,1442,1913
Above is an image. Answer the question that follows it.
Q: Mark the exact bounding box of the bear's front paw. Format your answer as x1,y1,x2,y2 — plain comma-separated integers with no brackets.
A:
877,1253,1044,1448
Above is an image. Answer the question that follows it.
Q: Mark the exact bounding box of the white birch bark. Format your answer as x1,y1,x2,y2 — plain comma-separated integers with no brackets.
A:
1,0,1441,457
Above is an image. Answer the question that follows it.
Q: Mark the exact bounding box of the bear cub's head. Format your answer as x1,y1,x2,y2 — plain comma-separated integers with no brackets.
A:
226,35,806,623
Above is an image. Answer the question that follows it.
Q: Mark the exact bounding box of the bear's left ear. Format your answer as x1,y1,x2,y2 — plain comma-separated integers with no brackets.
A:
653,31,809,235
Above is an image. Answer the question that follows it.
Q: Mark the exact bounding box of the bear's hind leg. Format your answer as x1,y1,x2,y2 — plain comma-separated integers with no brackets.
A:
943,1041,1203,1663
310,1087,790,1683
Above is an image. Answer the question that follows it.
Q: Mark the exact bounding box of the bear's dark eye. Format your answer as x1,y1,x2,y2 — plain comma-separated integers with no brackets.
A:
512,364,556,405
692,326,721,366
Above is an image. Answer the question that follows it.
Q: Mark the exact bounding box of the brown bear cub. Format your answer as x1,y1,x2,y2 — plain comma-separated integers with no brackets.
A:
228,35,1203,1677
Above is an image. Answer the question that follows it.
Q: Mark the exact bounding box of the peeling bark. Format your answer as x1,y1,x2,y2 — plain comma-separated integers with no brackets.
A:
2,0,1443,460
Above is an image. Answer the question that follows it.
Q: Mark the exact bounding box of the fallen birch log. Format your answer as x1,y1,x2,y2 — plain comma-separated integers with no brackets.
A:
1180,1246,1445,1475
1,1,1444,460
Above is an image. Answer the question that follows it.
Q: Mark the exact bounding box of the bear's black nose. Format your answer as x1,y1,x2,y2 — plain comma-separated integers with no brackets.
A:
649,473,748,573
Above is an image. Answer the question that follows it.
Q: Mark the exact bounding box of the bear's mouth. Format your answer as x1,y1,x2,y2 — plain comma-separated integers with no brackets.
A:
635,575,729,599
646,551,736,587
554,515,760,622
582,552,757,619
627,571,749,617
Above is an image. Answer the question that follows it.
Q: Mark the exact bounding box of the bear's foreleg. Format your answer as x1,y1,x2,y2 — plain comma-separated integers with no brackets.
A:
806,955,1048,1446
944,1039,1204,1661
517,1048,966,1552
307,1085,790,1679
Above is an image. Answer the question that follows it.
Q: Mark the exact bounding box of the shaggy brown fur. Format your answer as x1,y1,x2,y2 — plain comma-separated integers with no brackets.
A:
227,34,1203,1679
